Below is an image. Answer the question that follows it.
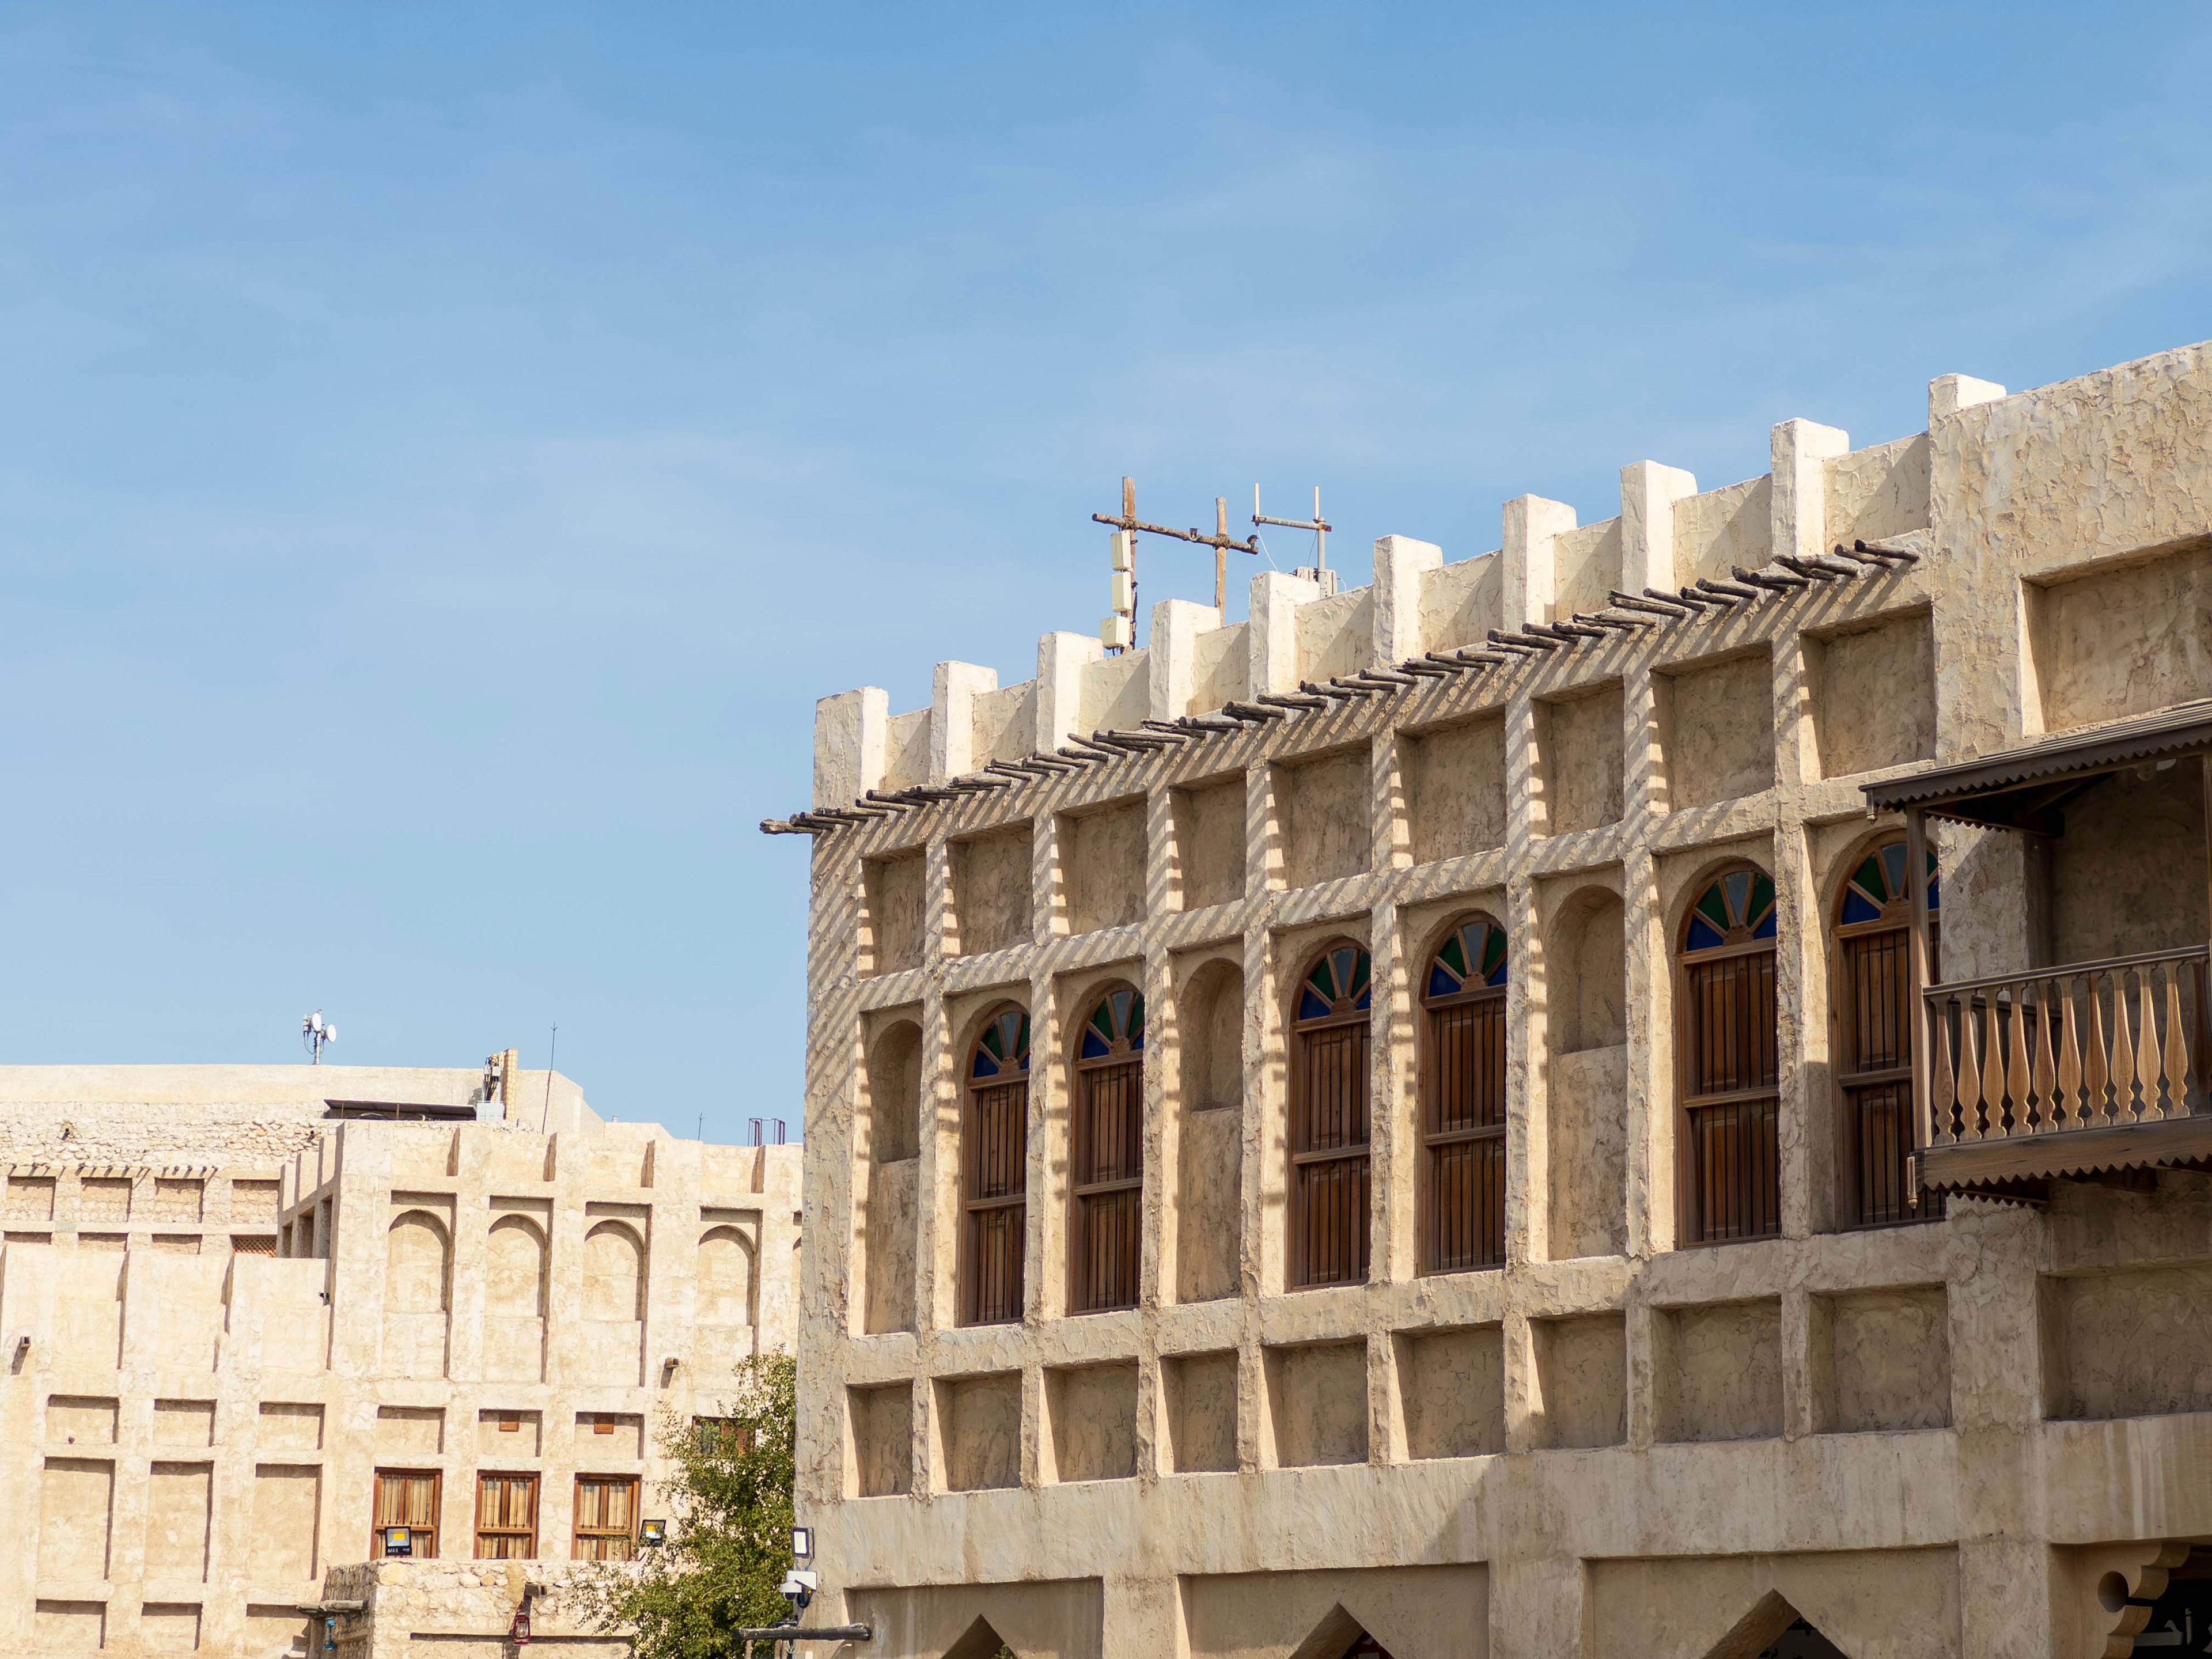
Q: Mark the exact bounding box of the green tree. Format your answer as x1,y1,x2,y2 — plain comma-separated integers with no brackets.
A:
579,1352,798,1659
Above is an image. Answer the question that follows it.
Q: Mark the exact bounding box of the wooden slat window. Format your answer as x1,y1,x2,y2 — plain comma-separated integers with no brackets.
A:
1422,916,1509,1272
961,1006,1030,1326
372,1469,440,1560
1291,942,1373,1288
1835,838,1941,1227
692,1416,753,1455
572,1475,639,1562
474,1472,538,1559
1679,868,1782,1244
1071,986,1145,1313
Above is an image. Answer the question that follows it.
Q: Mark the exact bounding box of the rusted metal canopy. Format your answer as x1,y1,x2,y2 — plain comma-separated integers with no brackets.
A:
1863,699,2212,831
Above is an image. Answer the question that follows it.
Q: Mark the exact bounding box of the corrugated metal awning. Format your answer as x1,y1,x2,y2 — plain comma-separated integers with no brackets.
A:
1863,700,2212,830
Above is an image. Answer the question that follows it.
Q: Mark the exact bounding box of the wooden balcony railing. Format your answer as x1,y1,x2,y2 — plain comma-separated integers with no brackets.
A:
1923,946,2211,1146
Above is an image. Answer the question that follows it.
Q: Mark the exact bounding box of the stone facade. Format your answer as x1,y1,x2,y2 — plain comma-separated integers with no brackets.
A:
787,343,2212,1657
0,1063,802,1659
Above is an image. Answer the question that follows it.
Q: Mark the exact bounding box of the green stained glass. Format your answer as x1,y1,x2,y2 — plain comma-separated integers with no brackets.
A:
981,1023,1005,1060
1307,956,1336,999
1748,873,1775,921
1089,1002,1115,1042
1440,932,1468,978
1128,993,1145,1039
1854,854,1887,903
1349,951,1370,998
1695,884,1731,930
1480,923,1506,977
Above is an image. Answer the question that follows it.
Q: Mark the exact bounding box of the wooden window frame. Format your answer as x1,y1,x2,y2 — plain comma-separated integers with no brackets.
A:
1832,834,1941,1229
1288,938,1373,1290
371,1468,441,1560
572,1474,641,1562
473,1471,539,1560
1418,912,1509,1274
1674,865,1782,1245
959,1003,1031,1327
1069,982,1145,1314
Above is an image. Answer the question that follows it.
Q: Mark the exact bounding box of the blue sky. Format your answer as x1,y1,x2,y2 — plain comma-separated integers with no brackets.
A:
1,5,2206,1138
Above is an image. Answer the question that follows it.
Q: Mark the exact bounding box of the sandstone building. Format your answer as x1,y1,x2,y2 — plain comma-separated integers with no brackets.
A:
781,341,2212,1658
0,1060,801,1659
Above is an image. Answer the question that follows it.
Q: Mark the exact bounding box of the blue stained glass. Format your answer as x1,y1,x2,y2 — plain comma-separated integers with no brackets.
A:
1299,988,1332,1021
1428,964,1460,998
1752,911,1777,940
1685,916,1726,952
1080,1029,1111,1059
1354,988,1370,1010
972,1050,998,1079
1927,875,1941,912
1840,890,1883,925
1485,961,1508,987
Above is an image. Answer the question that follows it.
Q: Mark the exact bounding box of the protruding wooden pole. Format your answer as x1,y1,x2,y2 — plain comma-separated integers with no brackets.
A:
1214,497,1228,613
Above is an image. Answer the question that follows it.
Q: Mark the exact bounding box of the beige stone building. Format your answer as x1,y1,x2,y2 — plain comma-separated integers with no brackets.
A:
0,1060,801,1659
780,341,2212,1658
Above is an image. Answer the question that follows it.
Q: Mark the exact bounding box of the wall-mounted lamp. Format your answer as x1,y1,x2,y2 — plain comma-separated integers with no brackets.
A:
323,1616,336,1653
381,1526,412,1558
790,1525,813,1560
640,1520,668,1548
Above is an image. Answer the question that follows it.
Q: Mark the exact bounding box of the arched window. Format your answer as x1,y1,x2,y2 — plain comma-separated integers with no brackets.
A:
1290,941,1372,1288
1070,985,1144,1313
961,1005,1030,1325
1677,867,1780,1243
1422,915,1509,1271
1835,838,1940,1226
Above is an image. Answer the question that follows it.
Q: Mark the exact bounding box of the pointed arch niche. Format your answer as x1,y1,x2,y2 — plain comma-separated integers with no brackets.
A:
1174,952,1244,1304
1543,880,1628,1260
857,1013,922,1335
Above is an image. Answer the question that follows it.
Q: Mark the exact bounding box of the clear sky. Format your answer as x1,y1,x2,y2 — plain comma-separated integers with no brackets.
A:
1,5,2206,1140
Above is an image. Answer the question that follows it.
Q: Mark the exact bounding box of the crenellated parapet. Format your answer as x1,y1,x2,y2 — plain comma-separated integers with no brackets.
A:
801,377,2003,816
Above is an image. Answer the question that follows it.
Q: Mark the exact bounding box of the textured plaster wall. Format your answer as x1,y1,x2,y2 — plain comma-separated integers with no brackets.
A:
796,341,2212,1659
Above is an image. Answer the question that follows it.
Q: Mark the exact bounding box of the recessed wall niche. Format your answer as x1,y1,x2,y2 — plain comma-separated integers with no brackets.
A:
1659,649,1773,809
862,850,927,977
1274,745,1371,890
1264,1340,1368,1468
1543,883,1627,1262
1808,611,1935,779
1162,1350,1238,1474
857,1015,922,1336
1060,798,1146,937
1534,685,1623,836
2028,537,2212,732
1173,954,1244,1304
935,1373,1021,1492
949,825,1033,957
1529,1313,1624,1449
1395,1325,1503,1459
1405,714,1508,866
1172,775,1245,911
1044,1362,1138,1483
1652,1298,1783,1444
847,1382,912,1498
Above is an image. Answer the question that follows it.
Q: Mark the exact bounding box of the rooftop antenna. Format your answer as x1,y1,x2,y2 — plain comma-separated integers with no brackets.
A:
1253,486,1333,590
301,1009,337,1065
1092,476,1260,649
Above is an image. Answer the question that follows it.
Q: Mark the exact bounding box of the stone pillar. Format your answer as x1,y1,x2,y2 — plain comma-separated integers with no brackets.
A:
813,686,887,810
1370,534,1442,667
1502,495,1577,628
1770,418,1850,567
1620,461,1698,594
1147,598,1219,722
930,661,997,783
1035,631,1101,754
1248,569,1322,695
1929,373,2006,422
